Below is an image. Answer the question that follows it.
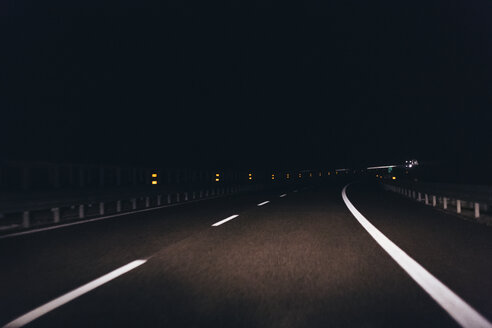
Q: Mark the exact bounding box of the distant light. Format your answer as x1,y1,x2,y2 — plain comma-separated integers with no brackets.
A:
309,173,313,177
367,165,397,170
151,173,157,178
298,173,302,178
271,174,275,180
286,173,290,179
392,176,396,180
376,174,379,177
328,172,331,176
319,172,322,177
248,177,252,180
216,173,220,177
215,178,220,182
248,173,252,176
152,180,157,185
336,171,338,175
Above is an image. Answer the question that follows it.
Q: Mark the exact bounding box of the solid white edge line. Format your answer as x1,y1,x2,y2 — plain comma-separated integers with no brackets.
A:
3,259,147,328
257,201,270,206
341,184,492,328
0,194,226,240
211,214,239,227
279,194,287,198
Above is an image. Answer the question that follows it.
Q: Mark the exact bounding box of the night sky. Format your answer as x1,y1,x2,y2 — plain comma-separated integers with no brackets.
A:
2,0,491,177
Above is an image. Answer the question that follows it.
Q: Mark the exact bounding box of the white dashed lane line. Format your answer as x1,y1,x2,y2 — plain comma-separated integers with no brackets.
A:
211,215,239,227
3,259,147,328
257,201,270,207
279,194,287,198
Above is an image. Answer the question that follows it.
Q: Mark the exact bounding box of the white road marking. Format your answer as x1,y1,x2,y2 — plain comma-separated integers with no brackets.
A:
3,259,147,328
293,190,298,193
211,214,239,227
341,184,492,328
0,195,225,240
279,194,287,198
257,201,270,206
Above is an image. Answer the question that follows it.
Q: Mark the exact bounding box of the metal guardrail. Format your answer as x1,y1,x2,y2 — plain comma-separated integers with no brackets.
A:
0,183,267,233
382,181,492,220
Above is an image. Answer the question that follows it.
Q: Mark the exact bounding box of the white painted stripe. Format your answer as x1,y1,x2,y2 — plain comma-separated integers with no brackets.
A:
257,201,270,206
0,194,225,240
3,259,147,328
211,214,239,227
341,184,492,328
279,194,287,198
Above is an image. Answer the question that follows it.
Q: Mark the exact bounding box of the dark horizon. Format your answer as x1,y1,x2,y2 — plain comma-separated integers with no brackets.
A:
2,0,491,181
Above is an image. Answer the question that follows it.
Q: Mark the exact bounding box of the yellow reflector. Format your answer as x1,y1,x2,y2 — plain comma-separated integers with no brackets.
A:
152,173,157,178
152,180,157,185
392,176,396,180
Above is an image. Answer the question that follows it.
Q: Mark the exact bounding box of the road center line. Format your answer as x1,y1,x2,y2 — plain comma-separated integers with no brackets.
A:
211,214,239,227
3,259,147,328
279,194,287,198
341,184,492,328
257,201,270,206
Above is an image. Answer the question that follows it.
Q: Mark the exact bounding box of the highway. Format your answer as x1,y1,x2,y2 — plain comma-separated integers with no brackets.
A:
1,181,492,328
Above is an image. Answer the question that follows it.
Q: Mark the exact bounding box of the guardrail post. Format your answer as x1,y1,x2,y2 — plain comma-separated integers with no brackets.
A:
474,202,480,218
22,211,30,228
184,192,188,201
116,200,122,212
417,192,422,201
192,192,196,200
205,190,209,197
131,198,137,210
52,207,60,223
457,199,461,214
157,195,162,206
443,197,447,209
200,190,203,198
145,197,150,208
425,194,429,205
79,205,84,218
176,193,180,202
99,202,105,215
167,194,171,204
412,190,416,199
432,195,436,207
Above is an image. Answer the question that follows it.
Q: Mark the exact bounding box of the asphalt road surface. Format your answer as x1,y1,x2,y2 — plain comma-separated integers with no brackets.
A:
1,181,492,328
